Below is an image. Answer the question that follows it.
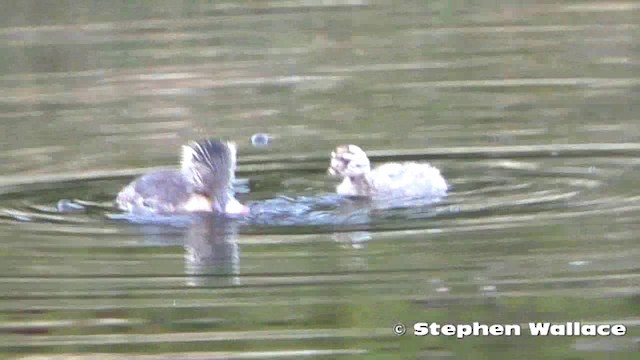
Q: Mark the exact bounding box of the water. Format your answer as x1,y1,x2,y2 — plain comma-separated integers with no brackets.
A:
1,1,639,358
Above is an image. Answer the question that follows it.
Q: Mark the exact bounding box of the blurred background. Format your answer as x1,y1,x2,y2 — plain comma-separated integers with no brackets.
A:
1,0,639,358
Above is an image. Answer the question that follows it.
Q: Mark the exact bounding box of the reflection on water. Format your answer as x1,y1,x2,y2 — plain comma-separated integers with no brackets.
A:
1,0,639,358
184,215,241,287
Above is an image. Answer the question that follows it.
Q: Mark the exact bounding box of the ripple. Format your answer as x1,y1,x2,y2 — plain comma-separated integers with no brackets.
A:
1,3,638,357
0,145,631,239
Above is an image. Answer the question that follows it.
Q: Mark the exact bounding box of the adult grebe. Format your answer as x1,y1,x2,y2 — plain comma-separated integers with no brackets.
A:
116,139,248,216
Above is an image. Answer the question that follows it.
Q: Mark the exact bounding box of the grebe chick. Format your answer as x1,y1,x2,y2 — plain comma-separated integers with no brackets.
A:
116,139,248,216
328,144,448,199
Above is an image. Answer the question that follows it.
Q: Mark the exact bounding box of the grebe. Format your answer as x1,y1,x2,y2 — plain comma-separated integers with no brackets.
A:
116,139,248,216
328,144,447,199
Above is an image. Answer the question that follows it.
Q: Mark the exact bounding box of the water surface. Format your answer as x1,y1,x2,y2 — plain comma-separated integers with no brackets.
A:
1,1,639,358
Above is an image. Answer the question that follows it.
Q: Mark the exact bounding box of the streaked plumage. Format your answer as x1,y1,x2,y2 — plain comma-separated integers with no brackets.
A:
116,139,248,216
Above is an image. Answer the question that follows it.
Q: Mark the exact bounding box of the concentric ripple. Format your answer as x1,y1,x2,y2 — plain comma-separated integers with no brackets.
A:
1,143,636,235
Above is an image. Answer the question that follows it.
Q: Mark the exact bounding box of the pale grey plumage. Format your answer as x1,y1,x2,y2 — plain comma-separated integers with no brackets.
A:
328,144,448,201
117,139,246,215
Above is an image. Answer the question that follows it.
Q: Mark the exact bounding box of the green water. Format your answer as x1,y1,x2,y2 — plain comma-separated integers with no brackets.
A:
1,1,639,358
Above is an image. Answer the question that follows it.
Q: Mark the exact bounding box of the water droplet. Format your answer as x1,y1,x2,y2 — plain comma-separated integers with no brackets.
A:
251,133,271,147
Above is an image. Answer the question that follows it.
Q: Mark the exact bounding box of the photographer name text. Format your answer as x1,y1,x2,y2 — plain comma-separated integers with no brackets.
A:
392,322,627,338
